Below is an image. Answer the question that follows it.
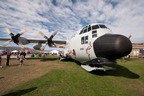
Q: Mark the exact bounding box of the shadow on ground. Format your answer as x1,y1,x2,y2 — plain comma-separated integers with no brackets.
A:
73,60,140,79
0,77,4,79
26,57,59,62
40,58,59,61
2,87,37,96
90,64,140,79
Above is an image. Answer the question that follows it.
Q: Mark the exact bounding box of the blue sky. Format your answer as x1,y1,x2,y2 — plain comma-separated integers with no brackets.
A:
0,0,144,49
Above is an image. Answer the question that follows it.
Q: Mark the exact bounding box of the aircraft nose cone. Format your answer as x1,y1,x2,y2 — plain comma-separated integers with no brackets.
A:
93,34,132,60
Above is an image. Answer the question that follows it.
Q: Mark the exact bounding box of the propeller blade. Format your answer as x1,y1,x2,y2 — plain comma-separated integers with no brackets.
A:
52,30,58,36
49,30,58,40
19,45,25,49
2,39,12,47
4,27,12,34
128,34,132,39
53,42,57,47
18,42,25,49
38,32,49,40
40,42,47,50
40,47,45,51
19,27,26,35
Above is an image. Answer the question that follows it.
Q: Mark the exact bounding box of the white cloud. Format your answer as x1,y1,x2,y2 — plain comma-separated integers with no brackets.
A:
0,0,144,48
104,0,144,42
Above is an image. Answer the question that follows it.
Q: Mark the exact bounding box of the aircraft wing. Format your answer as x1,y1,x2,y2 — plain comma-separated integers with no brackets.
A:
0,37,66,44
27,38,67,44
0,37,11,41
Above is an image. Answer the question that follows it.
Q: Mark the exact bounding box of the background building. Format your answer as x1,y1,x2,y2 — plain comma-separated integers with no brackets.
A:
130,43,144,58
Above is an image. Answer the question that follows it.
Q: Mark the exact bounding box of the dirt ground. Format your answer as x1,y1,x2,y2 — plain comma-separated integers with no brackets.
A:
0,58,69,95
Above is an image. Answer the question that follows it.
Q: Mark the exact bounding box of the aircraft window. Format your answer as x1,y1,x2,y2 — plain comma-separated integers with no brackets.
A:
92,34,97,38
85,36,88,44
80,26,91,34
88,25,91,31
92,25,99,30
81,36,88,44
81,37,84,44
99,25,107,28
92,30,97,34
79,29,83,34
92,30,97,38
83,27,88,33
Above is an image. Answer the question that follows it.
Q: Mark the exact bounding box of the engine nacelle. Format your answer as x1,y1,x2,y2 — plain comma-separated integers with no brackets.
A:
33,43,42,50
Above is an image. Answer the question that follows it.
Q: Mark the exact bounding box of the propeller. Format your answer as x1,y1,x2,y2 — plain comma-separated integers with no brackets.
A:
38,30,58,50
2,27,26,48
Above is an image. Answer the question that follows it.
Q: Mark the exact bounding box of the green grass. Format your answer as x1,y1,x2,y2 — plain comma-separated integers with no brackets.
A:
2,58,144,96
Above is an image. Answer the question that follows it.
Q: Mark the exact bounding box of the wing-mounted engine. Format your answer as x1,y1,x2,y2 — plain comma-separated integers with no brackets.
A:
33,42,43,50
38,30,58,50
2,27,26,48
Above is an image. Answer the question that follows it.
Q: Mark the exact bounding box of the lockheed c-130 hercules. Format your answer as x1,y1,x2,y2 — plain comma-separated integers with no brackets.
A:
0,23,132,72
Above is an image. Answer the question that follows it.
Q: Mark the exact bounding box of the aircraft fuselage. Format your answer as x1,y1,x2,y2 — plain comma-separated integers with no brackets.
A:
63,23,132,65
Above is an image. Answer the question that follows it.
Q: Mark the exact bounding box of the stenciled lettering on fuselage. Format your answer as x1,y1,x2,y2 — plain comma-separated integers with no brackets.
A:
80,48,84,50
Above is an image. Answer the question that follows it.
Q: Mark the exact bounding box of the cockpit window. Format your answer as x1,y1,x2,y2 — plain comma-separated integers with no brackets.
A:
83,27,87,33
92,25,99,30
88,25,91,31
79,29,83,34
79,25,91,34
92,24,107,30
80,24,107,35
99,25,107,28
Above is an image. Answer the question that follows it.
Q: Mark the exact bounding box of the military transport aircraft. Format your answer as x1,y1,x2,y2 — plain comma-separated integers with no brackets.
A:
0,23,132,72
35,23,132,72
